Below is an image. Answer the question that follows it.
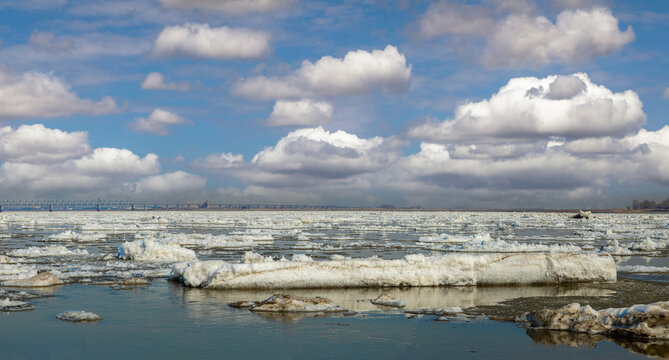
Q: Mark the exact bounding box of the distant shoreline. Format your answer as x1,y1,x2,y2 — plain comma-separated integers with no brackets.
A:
1,207,667,213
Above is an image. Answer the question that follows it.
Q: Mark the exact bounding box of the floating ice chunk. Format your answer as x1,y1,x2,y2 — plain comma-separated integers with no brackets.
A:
9,246,89,257
371,294,405,308
446,236,582,253
47,231,106,242
3,272,64,287
0,263,38,281
171,252,616,289
599,240,632,255
616,265,669,273
521,301,669,339
0,298,32,312
630,237,659,251
241,251,274,264
405,307,463,315
56,310,103,322
249,294,347,313
419,232,493,243
292,254,314,262
0,255,9,263
572,210,594,219
117,239,197,262
228,300,261,309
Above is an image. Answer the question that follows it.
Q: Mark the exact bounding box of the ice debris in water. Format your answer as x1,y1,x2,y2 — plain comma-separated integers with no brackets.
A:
405,307,464,316
117,239,197,262
572,210,595,219
616,265,669,273
56,310,103,322
521,301,669,340
3,272,63,287
445,235,582,253
600,238,668,255
9,245,89,257
248,294,347,313
0,298,32,312
371,294,405,308
170,252,616,289
47,231,106,242
0,255,10,263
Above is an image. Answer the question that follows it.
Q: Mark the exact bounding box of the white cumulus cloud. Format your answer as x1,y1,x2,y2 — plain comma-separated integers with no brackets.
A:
483,7,634,67
232,45,411,100
192,152,245,170
267,99,333,126
141,72,190,91
153,23,271,59
408,73,645,142
0,124,90,163
130,109,190,136
0,69,118,120
134,171,206,195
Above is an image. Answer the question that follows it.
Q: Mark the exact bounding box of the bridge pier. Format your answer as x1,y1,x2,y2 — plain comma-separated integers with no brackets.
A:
0,204,3,212
96,204,100,212
131,204,135,211
49,204,53,212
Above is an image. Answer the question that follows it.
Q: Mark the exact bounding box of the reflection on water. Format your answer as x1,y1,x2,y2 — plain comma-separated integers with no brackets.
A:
527,329,669,359
169,282,614,323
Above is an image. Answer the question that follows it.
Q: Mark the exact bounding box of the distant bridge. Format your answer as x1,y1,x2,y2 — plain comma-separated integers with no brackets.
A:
0,200,346,212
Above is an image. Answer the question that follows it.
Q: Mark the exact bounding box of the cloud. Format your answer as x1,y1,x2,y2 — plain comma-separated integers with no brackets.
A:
408,73,645,142
0,124,90,163
0,0,66,10
267,99,333,126
133,171,206,195
192,152,244,170
158,0,296,14
0,69,118,120
664,88,669,99
232,45,411,100
130,109,190,135
0,147,160,195
418,2,496,37
417,4,633,68
483,7,634,67
153,23,271,59
141,72,190,91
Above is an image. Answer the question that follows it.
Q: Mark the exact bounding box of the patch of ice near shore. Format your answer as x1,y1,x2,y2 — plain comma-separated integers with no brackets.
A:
9,246,89,257
56,310,103,322
521,301,669,339
1,298,29,308
418,233,493,243
249,294,347,313
170,252,616,289
117,239,197,262
617,265,669,273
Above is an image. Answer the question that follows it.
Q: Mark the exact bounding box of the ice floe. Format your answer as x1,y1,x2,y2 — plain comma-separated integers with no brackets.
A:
0,263,38,282
56,310,103,322
0,298,32,312
117,239,197,262
9,245,89,257
170,252,616,289
248,294,347,313
520,301,669,339
616,265,669,273
371,293,405,308
3,272,63,287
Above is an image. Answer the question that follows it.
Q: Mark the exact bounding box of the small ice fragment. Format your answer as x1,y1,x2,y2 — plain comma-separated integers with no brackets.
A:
56,311,103,322
3,272,64,287
249,294,348,313
117,239,197,262
370,294,405,308
0,255,9,263
120,278,151,285
0,298,32,312
228,300,261,309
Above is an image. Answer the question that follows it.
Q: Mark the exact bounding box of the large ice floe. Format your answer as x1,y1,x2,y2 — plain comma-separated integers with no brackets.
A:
520,301,669,340
3,272,63,287
117,239,197,262
170,251,616,289
9,245,89,257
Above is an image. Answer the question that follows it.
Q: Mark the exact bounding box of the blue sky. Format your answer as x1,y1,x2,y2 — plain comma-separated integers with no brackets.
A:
0,0,667,208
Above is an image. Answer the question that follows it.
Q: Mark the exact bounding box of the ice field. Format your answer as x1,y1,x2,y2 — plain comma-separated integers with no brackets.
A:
1,210,668,358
